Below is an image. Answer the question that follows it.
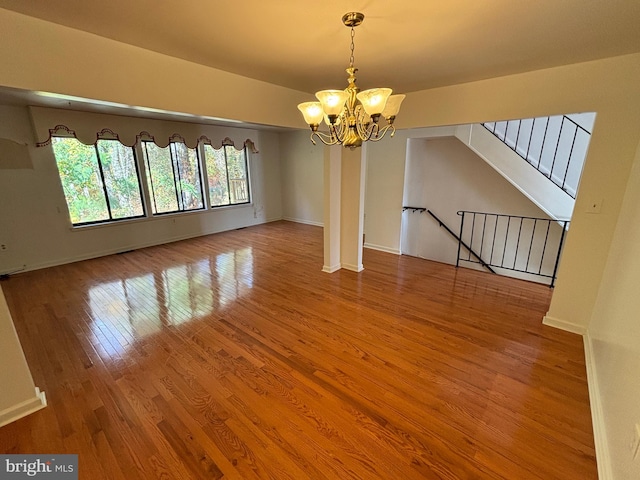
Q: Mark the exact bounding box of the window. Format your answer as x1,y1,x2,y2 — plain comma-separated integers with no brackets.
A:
142,142,204,214
51,132,252,226
52,137,145,225
204,145,250,207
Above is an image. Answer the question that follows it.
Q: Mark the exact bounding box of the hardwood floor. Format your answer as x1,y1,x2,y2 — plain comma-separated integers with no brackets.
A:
0,221,596,479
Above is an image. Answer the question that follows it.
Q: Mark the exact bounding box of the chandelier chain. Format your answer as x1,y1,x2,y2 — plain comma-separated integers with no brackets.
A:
349,26,356,68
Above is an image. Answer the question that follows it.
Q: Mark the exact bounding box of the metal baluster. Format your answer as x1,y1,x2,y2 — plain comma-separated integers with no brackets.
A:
501,216,511,268
456,212,465,268
538,117,550,171
549,116,565,188
513,217,524,270
489,214,499,265
538,221,551,275
561,124,579,194
525,219,537,273
525,118,535,164
480,214,487,260
469,213,477,261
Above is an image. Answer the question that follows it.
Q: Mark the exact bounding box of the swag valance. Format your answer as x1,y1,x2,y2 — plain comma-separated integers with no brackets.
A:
30,106,259,152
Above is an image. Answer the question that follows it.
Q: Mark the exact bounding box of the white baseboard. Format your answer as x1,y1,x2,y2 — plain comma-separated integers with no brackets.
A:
364,243,401,255
0,387,47,428
342,263,364,272
542,314,587,335
583,332,613,480
12,219,273,274
322,264,341,273
282,217,324,227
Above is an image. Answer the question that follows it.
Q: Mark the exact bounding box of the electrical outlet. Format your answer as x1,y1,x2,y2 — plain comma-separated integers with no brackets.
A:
633,424,640,460
0,244,6,251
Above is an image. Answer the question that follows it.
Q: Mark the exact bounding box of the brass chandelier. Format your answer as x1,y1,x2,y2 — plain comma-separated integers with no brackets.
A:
297,12,405,149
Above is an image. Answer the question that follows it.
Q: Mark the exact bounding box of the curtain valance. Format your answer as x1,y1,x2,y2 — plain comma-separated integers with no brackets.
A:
30,106,259,152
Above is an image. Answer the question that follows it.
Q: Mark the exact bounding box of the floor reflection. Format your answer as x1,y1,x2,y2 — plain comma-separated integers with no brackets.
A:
87,247,253,348
215,248,254,308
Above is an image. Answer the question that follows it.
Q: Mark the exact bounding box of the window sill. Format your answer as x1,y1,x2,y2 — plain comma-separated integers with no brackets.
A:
68,203,253,231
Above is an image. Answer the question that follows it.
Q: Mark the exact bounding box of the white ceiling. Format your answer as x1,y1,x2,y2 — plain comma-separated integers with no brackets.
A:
1,0,639,129
1,0,639,96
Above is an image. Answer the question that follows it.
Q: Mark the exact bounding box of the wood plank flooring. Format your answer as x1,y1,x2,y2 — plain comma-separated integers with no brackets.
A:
0,221,597,479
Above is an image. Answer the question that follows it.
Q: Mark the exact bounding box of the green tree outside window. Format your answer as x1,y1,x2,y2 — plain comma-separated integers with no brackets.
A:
52,137,144,225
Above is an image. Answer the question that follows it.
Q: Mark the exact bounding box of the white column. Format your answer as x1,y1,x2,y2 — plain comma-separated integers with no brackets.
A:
0,286,46,427
340,146,366,272
323,145,342,272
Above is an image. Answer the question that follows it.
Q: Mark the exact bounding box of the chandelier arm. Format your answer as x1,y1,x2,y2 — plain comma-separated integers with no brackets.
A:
329,123,338,142
353,106,372,141
366,123,397,142
331,122,347,144
356,116,377,141
311,130,341,146
355,121,370,141
371,122,381,140
329,111,349,144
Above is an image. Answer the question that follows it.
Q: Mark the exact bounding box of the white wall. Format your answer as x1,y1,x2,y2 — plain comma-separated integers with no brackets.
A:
363,134,409,254
364,126,457,254
255,130,283,223
0,105,284,274
401,136,562,284
586,135,640,480
0,9,308,129
279,130,324,226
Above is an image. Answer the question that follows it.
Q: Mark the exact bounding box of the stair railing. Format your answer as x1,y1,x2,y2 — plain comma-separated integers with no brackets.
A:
482,115,591,199
457,210,569,287
402,207,496,274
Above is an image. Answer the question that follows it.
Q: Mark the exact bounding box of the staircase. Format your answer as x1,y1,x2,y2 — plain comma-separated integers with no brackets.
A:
402,206,568,286
400,114,593,285
454,113,594,220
